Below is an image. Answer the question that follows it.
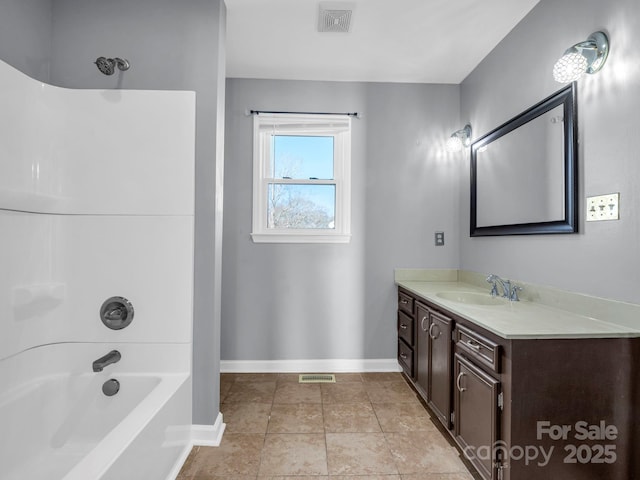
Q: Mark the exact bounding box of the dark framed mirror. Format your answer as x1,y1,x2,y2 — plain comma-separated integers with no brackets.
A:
470,83,578,236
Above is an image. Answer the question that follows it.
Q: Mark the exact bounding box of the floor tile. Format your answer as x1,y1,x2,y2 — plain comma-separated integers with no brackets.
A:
259,477,328,480
373,402,439,432
364,381,419,404
234,373,279,382
326,433,398,475
221,402,271,433
268,403,324,433
335,373,363,382
323,402,381,433
224,381,277,404
194,434,265,476
361,372,405,382
401,474,475,480
273,382,322,404
276,373,301,383
258,434,328,475
385,431,468,474
321,382,369,403
177,446,201,477
331,476,400,480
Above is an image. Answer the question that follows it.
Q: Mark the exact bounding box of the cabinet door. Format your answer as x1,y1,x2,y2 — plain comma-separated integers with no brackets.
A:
428,312,452,429
415,303,430,396
454,354,500,480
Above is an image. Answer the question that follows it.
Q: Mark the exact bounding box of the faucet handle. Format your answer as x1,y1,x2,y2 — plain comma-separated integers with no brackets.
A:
510,285,523,302
489,283,499,297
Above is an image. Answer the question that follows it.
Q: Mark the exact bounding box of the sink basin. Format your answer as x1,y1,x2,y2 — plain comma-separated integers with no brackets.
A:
435,291,508,306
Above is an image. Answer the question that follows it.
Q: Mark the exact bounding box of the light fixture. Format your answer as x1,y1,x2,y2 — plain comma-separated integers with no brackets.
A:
552,31,609,83
446,124,472,152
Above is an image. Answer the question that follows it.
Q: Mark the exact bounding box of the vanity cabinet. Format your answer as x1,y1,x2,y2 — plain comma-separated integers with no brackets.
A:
397,291,415,378
396,286,640,480
415,303,430,396
413,303,453,429
453,323,502,479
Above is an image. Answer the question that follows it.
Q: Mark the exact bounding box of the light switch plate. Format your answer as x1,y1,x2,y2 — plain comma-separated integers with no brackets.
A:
586,193,619,221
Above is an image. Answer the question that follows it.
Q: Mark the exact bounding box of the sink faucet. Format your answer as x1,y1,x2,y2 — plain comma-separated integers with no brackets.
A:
93,350,121,372
486,274,522,301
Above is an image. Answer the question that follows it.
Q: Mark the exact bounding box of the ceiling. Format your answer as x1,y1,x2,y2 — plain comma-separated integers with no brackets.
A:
224,0,540,84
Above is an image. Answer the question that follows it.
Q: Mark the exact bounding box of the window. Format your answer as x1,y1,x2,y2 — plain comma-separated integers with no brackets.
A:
251,113,351,243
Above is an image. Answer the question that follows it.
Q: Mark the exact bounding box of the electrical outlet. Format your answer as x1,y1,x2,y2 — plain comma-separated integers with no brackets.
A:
586,193,619,222
435,231,445,246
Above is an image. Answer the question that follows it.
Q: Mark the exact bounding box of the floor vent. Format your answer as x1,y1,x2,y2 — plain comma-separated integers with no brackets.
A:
299,374,336,383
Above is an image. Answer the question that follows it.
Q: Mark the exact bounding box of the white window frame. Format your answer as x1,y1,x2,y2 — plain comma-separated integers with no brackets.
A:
251,113,352,244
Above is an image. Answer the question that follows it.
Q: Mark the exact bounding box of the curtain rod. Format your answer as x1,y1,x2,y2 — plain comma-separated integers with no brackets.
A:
248,109,360,118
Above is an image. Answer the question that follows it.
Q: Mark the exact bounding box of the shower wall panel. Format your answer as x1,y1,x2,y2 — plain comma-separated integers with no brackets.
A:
0,59,195,215
0,58,196,362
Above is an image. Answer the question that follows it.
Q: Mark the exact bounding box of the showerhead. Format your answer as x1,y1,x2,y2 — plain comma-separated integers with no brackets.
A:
94,57,130,75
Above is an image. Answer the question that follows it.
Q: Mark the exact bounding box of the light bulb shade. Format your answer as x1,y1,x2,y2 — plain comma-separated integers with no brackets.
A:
553,50,589,83
553,31,609,83
446,135,463,152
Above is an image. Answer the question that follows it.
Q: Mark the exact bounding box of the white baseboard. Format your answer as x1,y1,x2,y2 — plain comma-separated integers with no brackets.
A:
166,413,227,479
220,358,401,373
191,412,226,446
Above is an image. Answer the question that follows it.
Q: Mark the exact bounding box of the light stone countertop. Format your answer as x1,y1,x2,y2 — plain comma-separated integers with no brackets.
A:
395,269,640,340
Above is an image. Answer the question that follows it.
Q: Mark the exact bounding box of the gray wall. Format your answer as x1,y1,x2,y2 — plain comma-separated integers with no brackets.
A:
0,0,226,425
459,0,640,303
0,0,52,82
222,79,461,362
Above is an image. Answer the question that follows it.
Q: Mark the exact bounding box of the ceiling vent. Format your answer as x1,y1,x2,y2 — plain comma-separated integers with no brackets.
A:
318,2,353,33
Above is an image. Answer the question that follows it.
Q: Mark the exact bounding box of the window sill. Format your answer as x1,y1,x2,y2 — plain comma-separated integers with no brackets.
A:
250,232,352,244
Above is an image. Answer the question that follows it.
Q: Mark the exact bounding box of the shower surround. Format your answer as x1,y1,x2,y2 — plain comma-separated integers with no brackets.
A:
0,59,196,479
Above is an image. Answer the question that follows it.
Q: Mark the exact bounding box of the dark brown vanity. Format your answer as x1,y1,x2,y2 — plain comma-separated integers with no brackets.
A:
397,285,640,480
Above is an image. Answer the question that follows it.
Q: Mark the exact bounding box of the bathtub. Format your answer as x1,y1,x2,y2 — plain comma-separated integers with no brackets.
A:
0,343,192,480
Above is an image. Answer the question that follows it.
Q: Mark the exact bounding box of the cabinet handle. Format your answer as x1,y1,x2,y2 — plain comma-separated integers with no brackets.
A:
428,322,441,340
400,299,409,305
399,323,408,330
465,340,481,351
400,353,408,360
456,372,466,393
420,316,428,331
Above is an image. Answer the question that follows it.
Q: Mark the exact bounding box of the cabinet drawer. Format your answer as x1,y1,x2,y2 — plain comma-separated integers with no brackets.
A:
455,324,501,374
398,339,414,378
398,291,414,315
398,310,415,346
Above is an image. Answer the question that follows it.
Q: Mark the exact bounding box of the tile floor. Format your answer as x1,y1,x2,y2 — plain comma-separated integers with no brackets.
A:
177,372,478,480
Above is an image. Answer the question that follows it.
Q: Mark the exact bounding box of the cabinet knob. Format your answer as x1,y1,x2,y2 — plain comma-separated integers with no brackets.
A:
456,372,467,393
428,322,441,340
465,340,481,351
420,316,428,331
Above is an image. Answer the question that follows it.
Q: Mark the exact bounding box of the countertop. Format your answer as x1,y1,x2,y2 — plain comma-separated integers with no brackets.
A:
397,277,640,340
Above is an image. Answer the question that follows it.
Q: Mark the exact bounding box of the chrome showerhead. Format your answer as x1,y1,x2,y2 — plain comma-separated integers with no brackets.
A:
94,57,130,76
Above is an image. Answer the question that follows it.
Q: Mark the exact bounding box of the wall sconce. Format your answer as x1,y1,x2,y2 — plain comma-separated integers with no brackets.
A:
446,124,472,152
552,31,609,83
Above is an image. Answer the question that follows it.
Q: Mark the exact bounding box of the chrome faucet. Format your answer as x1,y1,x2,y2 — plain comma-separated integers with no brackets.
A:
486,274,522,301
93,350,121,372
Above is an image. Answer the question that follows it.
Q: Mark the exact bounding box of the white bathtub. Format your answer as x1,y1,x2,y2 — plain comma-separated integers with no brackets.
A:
0,343,192,480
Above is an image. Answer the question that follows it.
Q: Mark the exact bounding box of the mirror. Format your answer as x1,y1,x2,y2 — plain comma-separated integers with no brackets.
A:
470,84,578,236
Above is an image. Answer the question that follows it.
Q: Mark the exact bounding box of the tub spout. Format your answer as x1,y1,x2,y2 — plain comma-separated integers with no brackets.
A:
93,350,121,372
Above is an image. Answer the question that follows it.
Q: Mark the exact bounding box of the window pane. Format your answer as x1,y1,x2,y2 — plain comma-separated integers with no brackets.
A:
272,135,334,179
267,184,335,229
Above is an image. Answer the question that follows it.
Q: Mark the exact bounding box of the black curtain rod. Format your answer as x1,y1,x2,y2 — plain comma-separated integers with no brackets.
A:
249,109,359,118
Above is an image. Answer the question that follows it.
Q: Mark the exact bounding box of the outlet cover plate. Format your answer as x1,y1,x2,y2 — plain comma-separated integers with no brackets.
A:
435,231,445,246
586,193,619,221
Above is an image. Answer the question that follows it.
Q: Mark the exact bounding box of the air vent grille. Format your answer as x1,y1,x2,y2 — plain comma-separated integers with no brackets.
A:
318,6,352,33
299,374,336,383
